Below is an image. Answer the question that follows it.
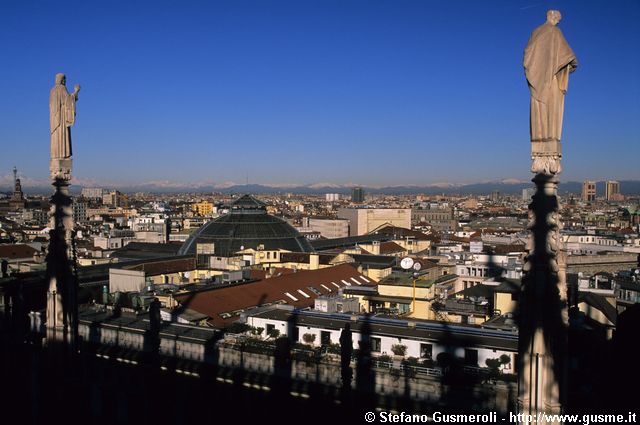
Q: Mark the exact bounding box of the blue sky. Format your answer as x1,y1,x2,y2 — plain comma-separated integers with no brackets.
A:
1,0,639,188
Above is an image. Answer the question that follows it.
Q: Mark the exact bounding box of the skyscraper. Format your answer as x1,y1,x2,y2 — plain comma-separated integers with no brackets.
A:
581,180,596,202
351,187,365,203
605,180,620,201
522,187,535,202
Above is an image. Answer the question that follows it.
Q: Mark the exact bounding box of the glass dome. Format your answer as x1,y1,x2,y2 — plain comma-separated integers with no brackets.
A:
179,195,315,256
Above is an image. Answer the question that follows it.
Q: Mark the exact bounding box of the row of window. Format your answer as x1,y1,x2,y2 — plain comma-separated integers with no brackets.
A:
282,276,371,303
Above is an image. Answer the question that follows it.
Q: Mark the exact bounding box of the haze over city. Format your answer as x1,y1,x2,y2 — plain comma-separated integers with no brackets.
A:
1,0,639,188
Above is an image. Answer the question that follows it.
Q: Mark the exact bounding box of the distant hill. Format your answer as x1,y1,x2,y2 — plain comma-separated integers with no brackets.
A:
176,181,640,196
6,180,640,196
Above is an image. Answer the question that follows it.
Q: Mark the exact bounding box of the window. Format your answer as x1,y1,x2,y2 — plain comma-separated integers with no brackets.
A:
307,286,322,296
320,331,331,346
266,324,275,335
464,349,478,366
420,343,433,359
371,337,382,353
297,289,310,298
350,277,362,286
284,292,298,302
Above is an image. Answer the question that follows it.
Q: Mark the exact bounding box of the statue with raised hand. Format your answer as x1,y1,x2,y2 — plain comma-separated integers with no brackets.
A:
524,10,577,175
50,73,80,179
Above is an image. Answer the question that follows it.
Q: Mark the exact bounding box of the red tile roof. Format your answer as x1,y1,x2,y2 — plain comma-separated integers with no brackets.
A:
174,263,376,328
249,269,267,280
414,259,438,270
369,224,433,241
447,235,470,243
491,244,527,255
0,244,38,260
379,241,406,254
270,267,296,277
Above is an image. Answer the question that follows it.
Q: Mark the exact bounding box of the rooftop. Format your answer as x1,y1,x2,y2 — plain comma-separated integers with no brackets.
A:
173,264,376,328
0,243,39,260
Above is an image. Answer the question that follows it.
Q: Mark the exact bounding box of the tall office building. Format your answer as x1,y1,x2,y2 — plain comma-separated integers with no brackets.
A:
581,180,596,202
605,180,620,201
351,187,365,203
522,187,535,202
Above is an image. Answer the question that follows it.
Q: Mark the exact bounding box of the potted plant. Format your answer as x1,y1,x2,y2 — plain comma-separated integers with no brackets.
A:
391,344,407,356
266,328,280,340
377,354,392,366
302,333,316,346
391,344,407,368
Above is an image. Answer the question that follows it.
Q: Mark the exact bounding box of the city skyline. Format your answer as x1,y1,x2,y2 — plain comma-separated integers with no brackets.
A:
1,0,639,186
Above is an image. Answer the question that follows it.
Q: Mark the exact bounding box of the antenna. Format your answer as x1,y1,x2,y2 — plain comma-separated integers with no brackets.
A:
13,166,17,184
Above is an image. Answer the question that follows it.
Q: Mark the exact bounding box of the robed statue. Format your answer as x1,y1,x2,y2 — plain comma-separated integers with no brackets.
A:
524,10,577,175
49,73,80,178
46,73,81,345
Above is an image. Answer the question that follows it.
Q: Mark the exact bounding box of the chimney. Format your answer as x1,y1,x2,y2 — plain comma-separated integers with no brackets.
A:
309,253,320,270
371,240,381,255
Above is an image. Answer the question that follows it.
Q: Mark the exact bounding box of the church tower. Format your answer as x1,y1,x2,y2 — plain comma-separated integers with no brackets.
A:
9,166,27,210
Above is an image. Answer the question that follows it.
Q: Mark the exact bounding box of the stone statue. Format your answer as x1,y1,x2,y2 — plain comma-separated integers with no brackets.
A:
524,10,577,175
49,73,80,179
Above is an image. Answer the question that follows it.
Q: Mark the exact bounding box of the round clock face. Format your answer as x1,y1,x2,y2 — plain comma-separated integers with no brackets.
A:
413,262,422,271
400,257,414,270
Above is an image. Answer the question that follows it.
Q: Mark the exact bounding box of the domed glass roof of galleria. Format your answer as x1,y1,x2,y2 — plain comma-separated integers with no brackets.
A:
179,194,315,256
